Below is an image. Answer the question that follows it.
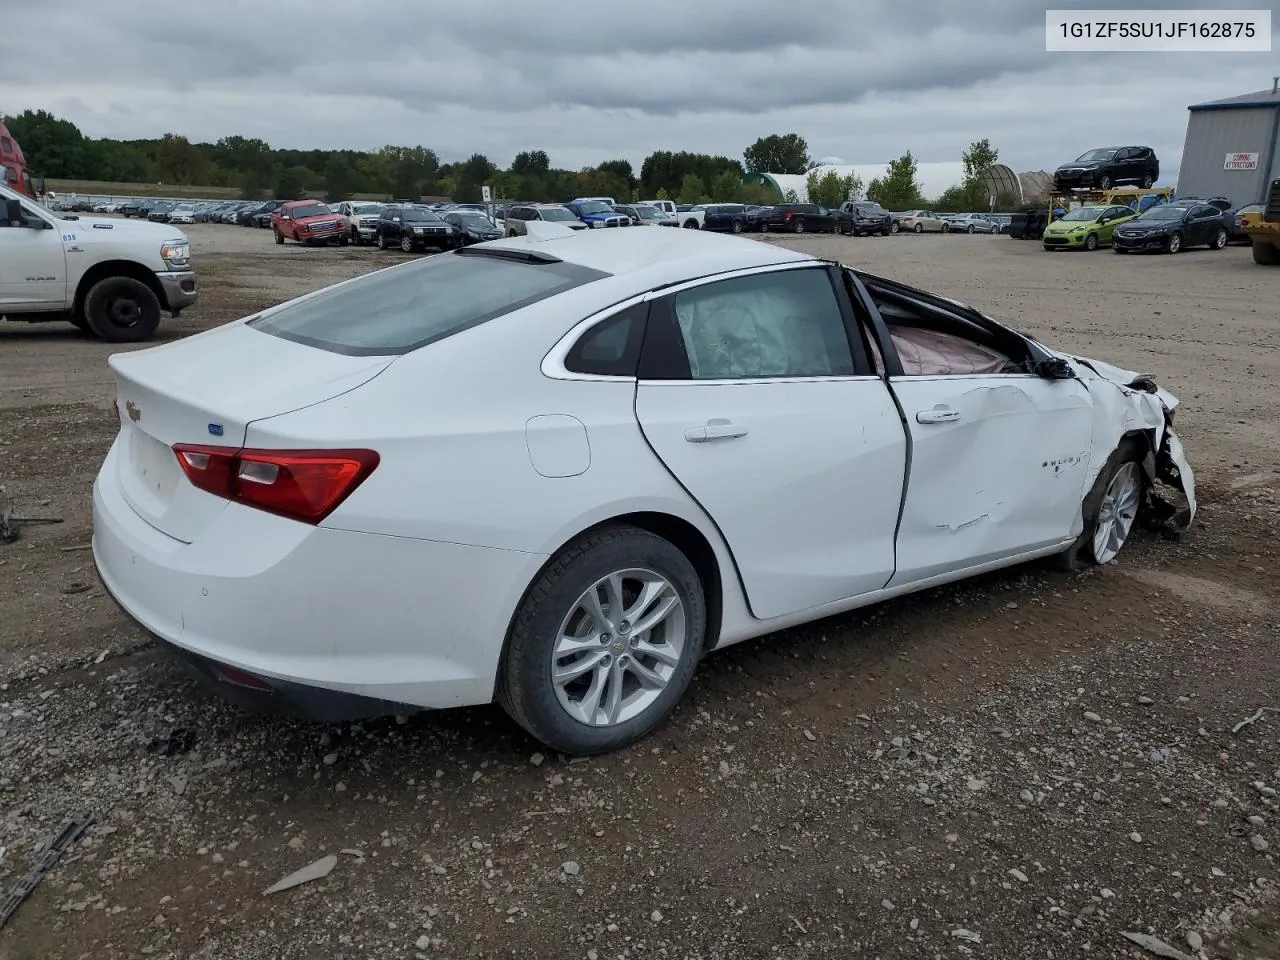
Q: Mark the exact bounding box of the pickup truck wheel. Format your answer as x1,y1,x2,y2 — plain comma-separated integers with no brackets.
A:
760,222,769,233
69,314,89,332
273,229,284,245
84,277,161,343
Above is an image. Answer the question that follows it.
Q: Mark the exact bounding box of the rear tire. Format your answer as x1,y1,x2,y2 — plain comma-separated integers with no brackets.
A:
1054,437,1146,571
1141,173,1155,189
497,525,706,756
913,222,923,233
1211,227,1227,250
273,229,285,245
794,220,805,234
83,276,162,343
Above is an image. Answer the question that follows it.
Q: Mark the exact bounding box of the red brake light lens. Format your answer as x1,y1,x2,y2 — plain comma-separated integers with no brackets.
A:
174,445,379,524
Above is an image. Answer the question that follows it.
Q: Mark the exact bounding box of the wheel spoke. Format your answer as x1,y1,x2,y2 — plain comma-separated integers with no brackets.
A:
630,593,679,637
624,578,666,623
602,574,625,623
555,633,603,658
632,638,681,668
602,662,623,725
581,588,609,633
554,651,606,685
576,663,608,722
625,656,668,690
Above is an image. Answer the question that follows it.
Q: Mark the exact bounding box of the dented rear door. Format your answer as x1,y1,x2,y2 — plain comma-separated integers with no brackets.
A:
887,374,1094,586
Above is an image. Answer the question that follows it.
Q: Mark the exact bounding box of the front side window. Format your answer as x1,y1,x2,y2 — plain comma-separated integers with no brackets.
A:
250,250,610,356
669,268,855,380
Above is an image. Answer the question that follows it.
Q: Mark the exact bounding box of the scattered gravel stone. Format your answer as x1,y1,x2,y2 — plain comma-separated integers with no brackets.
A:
966,777,987,792
415,935,431,950
561,861,580,877
1019,789,1034,803
1008,868,1028,883
1250,835,1269,852
881,898,895,910
1186,930,1203,950
1130,832,1144,843
1137,696,1155,705
321,752,338,766
650,909,664,922
802,729,816,741
529,752,545,767
1083,711,1102,723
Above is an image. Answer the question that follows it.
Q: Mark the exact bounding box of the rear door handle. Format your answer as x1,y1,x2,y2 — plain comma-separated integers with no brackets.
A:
684,418,748,442
916,405,961,424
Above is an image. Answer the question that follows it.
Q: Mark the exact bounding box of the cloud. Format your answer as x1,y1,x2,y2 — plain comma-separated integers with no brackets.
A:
0,0,1275,175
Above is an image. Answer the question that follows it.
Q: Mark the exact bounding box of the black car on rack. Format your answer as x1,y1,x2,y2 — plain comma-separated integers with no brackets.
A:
1054,146,1160,192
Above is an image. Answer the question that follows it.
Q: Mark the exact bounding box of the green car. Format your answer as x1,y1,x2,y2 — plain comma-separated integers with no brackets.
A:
1042,204,1138,251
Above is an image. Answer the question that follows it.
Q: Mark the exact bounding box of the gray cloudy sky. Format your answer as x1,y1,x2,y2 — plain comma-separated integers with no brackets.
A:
1,0,1276,174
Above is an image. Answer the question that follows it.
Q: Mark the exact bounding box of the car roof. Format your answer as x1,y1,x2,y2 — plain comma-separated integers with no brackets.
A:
483,225,812,283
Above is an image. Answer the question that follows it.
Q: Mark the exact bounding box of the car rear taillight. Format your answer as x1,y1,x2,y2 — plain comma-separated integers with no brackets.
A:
785,212,793,220
174,445,379,524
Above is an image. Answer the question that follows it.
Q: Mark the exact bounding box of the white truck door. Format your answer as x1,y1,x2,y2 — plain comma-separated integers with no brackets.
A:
0,200,68,310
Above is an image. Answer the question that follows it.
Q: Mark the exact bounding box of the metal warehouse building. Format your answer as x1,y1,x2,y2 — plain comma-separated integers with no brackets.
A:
1177,80,1280,206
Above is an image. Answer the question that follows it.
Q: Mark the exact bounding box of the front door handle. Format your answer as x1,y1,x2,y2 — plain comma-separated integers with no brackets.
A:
684,418,748,442
916,405,961,424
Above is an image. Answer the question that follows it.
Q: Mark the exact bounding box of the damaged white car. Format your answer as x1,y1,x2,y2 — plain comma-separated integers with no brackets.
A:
92,225,1195,756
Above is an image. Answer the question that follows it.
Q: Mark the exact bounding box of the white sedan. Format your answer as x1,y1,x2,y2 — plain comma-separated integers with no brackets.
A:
92,224,1196,755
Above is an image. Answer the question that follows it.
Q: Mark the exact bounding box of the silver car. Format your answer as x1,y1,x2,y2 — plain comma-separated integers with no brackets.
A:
944,213,999,234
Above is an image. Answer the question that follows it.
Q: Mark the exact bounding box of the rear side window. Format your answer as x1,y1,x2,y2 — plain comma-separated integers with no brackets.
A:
250,251,610,356
565,303,648,376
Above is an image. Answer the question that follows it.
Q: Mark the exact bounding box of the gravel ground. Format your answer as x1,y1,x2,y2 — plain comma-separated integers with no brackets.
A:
1,224,1278,959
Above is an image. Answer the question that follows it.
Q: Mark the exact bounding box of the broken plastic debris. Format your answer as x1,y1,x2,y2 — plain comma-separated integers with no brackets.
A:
1120,931,1196,960
263,854,338,895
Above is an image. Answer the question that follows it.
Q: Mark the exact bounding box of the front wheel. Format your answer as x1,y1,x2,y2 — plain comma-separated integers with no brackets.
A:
498,525,706,755
400,235,415,253
1054,438,1145,570
967,225,974,234
1098,175,1113,190
83,276,162,343
1084,233,1098,251
731,220,743,234
377,233,388,250
1166,231,1182,254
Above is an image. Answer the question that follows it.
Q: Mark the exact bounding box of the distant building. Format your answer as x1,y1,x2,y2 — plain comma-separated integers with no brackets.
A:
744,161,1051,208
1177,80,1280,206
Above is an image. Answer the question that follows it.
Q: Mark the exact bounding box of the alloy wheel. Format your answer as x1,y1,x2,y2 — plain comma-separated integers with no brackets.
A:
1091,462,1142,564
551,568,687,727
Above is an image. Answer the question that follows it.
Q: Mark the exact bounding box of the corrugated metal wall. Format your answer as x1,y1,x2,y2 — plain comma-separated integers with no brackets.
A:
1177,108,1279,205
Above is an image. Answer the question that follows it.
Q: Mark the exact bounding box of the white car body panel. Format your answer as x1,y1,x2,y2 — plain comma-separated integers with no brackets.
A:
91,226,1197,720
886,374,1094,585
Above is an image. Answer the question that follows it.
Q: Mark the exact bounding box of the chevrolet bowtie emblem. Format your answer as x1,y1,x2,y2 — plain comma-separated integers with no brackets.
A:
125,400,141,423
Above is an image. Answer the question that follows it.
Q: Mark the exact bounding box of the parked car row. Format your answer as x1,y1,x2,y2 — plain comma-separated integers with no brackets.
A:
1038,198,1236,254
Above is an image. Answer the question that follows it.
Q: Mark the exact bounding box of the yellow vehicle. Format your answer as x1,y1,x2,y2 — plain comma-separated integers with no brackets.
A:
1243,178,1279,265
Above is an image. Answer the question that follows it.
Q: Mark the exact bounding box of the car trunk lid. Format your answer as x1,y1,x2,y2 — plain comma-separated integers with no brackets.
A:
109,322,394,543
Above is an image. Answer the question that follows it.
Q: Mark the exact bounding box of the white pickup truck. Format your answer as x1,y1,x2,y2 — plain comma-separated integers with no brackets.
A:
0,182,198,342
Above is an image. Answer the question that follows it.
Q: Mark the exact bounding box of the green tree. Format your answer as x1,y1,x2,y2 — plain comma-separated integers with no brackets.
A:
155,134,210,185
655,186,670,201
806,169,864,206
739,181,778,205
711,169,742,202
955,138,1000,211
275,165,311,200
640,151,741,199
511,149,550,176
866,151,924,210
1,109,91,178
782,188,800,203
677,173,706,205
597,159,635,189
323,156,356,202
743,133,811,175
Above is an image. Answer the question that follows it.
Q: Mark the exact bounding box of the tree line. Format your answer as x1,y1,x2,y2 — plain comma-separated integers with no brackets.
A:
3,109,1011,211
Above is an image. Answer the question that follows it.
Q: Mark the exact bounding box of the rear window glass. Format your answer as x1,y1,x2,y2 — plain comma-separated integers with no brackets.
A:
250,251,610,356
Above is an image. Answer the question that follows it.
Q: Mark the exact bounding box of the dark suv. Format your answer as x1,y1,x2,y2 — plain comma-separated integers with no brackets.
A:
761,203,842,234
839,201,893,236
1054,146,1159,192
377,204,458,251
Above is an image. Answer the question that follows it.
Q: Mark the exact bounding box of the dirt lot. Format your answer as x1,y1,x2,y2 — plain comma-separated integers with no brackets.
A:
1,224,1278,960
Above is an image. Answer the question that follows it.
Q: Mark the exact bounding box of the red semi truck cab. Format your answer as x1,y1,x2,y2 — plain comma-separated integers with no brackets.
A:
0,120,36,199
